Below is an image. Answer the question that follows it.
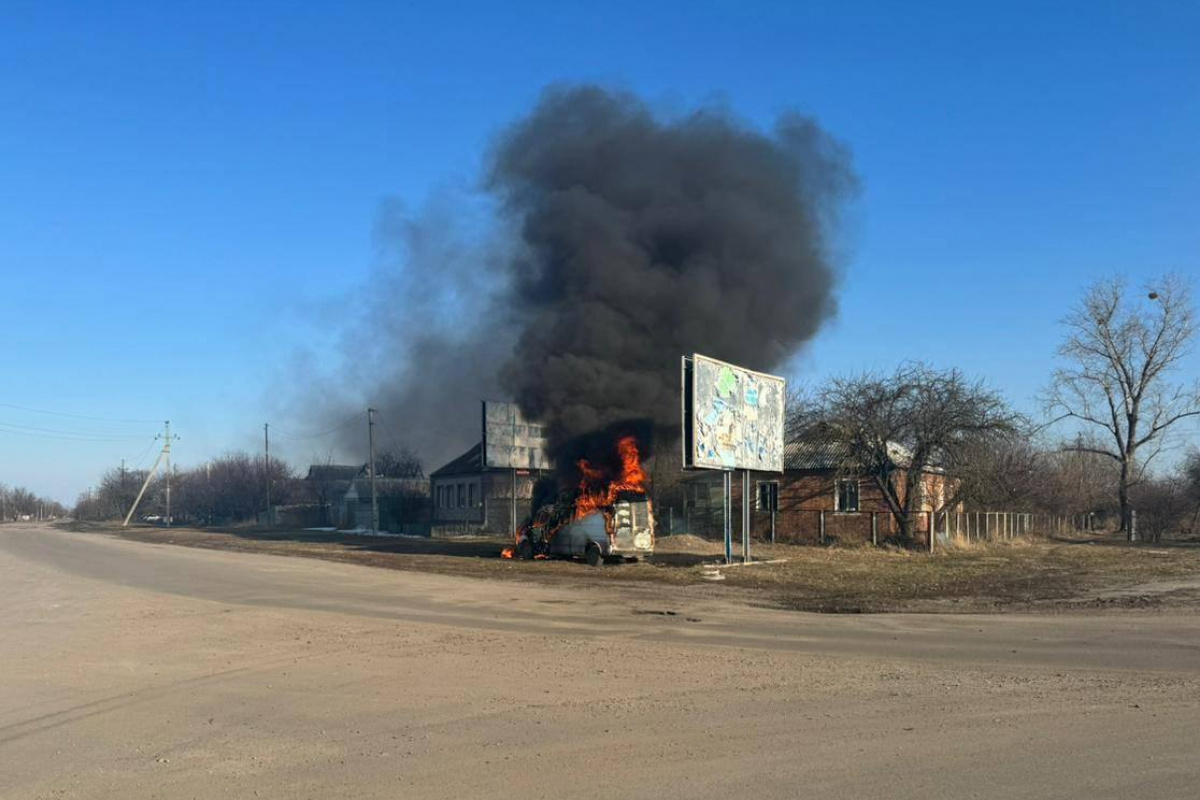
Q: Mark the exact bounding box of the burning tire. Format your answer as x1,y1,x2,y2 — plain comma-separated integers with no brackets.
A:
585,543,604,568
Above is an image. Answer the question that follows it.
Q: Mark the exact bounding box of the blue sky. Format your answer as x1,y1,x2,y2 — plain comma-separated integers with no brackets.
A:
2,0,1198,503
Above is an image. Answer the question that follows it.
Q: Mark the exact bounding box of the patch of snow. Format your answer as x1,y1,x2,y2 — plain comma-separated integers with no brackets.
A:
338,528,426,539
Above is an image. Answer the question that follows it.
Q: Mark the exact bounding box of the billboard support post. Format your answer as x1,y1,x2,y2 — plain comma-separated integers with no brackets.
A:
681,353,785,565
511,467,517,535
723,470,733,565
742,469,751,563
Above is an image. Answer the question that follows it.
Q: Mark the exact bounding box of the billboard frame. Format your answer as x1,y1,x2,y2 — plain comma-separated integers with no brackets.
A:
681,353,786,474
481,400,552,472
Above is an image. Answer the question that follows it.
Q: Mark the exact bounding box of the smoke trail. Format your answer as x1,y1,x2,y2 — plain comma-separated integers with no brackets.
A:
316,192,516,469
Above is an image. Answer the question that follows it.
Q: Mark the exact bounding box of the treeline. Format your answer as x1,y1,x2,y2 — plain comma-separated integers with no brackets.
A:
73,452,295,524
73,448,423,525
0,483,68,521
957,439,1200,541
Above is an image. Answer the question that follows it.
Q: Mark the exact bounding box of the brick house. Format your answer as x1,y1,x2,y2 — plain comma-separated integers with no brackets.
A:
682,437,956,546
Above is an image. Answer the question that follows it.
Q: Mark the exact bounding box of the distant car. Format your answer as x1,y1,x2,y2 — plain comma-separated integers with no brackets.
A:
142,515,161,522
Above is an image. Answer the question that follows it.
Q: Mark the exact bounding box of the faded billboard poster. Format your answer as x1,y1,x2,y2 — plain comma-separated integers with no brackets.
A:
686,354,786,472
482,401,553,471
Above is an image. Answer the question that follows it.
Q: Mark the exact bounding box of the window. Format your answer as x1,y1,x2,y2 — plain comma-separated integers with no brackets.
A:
836,479,860,512
436,486,444,509
756,481,779,511
468,483,476,508
457,483,466,508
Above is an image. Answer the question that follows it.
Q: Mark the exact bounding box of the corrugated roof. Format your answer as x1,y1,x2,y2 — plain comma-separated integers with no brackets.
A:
783,438,854,470
783,433,914,471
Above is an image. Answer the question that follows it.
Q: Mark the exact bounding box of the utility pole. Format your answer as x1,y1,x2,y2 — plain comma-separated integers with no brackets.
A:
123,421,178,527
367,408,379,533
263,423,272,518
163,420,175,528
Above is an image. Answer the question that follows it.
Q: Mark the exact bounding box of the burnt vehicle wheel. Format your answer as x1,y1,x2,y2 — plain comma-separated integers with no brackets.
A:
585,543,604,567
516,539,534,560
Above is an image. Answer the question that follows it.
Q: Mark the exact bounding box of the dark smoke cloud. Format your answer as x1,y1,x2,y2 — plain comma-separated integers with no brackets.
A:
314,85,854,473
311,193,515,469
488,86,856,456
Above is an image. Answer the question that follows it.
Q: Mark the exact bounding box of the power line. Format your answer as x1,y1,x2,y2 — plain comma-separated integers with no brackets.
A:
270,412,361,440
373,411,406,452
0,401,158,425
0,423,152,443
0,419,152,439
123,438,159,470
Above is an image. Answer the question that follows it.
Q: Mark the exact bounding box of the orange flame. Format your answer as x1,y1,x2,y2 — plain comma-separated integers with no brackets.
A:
572,435,647,521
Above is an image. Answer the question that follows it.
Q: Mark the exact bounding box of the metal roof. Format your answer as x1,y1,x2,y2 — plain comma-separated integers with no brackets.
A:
783,434,914,471
429,443,484,478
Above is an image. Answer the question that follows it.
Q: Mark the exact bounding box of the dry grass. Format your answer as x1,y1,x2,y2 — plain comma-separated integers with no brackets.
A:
62,522,1200,614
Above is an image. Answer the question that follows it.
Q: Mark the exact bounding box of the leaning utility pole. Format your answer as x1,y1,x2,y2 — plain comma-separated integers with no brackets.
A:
367,408,379,533
123,421,178,527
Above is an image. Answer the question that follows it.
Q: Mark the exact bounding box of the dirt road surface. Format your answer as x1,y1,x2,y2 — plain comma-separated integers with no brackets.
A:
3,523,1199,799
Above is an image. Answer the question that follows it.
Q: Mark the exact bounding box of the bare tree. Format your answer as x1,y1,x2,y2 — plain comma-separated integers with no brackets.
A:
1046,275,1200,539
1130,475,1191,543
1181,449,1200,536
812,362,1019,544
374,447,424,478
952,435,1043,512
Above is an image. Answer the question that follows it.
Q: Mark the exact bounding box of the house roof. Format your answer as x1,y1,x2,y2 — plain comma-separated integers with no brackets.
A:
429,443,484,478
784,433,914,471
306,464,365,482
783,438,854,470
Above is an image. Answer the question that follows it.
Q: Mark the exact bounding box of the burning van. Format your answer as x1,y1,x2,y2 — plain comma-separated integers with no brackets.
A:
503,435,655,566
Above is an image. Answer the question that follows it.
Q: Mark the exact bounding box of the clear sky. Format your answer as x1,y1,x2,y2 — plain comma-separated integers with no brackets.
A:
2,0,1198,503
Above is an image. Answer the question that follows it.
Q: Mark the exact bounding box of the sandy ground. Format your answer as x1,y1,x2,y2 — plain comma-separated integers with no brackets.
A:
3,522,1199,799
73,521,1200,613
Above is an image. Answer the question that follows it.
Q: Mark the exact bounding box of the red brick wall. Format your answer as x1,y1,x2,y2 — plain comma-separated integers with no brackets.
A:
727,470,948,546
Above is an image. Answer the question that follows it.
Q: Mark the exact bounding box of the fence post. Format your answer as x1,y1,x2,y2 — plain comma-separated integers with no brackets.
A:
871,512,878,546
819,510,825,545
928,511,934,553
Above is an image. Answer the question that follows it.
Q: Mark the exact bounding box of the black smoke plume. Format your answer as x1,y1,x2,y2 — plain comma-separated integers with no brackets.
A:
317,85,854,473
488,86,855,460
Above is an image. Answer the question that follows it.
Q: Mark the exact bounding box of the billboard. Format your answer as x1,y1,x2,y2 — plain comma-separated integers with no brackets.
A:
682,354,786,472
482,401,552,471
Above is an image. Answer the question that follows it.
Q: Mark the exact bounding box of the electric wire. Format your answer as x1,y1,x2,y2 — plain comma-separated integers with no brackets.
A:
0,423,153,443
0,401,159,425
271,411,362,440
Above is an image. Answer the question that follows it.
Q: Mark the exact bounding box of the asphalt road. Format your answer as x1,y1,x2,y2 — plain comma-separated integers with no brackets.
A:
3,523,1199,799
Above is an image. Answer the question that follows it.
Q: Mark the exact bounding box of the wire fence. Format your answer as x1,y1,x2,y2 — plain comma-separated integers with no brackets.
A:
660,505,1092,550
